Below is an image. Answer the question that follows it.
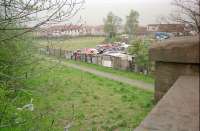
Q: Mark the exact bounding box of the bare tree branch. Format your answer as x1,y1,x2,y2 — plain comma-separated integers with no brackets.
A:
0,0,85,41
170,0,200,32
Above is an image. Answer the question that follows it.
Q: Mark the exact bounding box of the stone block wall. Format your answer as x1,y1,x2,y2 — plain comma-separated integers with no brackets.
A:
134,76,199,131
149,36,199,102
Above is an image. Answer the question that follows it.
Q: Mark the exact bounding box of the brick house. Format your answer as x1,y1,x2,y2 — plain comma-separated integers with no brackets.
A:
147,24,185,35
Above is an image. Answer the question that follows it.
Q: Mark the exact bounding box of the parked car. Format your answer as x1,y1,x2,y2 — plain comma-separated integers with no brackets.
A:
155,32,170,40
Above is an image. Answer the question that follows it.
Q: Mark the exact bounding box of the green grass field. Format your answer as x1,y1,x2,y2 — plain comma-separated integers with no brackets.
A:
38,37,104,50
68,60,154,84
22,58,154,130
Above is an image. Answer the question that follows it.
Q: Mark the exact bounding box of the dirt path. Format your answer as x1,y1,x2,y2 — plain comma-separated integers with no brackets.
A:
59,61,154,92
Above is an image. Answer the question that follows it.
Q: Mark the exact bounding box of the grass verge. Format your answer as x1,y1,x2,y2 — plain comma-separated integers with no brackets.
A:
22,58,154,130
68,60,154,84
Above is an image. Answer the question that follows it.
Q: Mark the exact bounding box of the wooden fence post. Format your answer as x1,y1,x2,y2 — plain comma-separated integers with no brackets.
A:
101,56,103,65
60,48,62,57
71,51,73,60
75,53,77,61
110,56,112,67
90,55,92,63
48,47,50,56
64,50,66,59
85,54,87,62
25,72,28,79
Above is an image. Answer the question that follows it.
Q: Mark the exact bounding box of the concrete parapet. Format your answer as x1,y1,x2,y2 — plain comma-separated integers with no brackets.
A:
135,75,199,131
149,36,199,101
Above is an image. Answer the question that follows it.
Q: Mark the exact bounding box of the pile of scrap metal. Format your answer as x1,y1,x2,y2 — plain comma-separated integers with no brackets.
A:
63,42,135,70
82,48,98,55
71,42,131,56
96,42,130,55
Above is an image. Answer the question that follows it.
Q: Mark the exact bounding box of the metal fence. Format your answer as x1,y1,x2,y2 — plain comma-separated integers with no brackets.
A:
39,47,135,71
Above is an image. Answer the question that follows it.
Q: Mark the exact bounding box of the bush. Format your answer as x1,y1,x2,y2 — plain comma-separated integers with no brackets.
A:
0,27,44,130
128,38,151,73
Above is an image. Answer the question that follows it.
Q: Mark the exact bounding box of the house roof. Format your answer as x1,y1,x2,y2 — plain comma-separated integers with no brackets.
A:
44,24,83,32
84,25,104,32
158,24,185,32
147,24,185,32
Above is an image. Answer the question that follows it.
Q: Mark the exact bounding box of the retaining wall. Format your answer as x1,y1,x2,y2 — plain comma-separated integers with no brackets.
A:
135,36,199,131
149,36,199,102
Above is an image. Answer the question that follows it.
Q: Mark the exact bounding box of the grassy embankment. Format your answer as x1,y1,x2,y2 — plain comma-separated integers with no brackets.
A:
22,58,154,130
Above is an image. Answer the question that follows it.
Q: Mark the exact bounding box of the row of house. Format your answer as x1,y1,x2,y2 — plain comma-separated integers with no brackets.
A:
136,24,195,36
36,24,105,37
36,23,195,38
147,24,186,35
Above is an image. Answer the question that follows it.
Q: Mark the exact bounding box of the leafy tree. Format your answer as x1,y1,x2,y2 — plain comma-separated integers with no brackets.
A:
103,12,122,42
125,10,139,42
0,28,38,129
128,39,150,73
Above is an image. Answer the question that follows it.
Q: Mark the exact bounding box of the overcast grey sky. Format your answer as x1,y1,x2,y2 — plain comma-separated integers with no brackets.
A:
72,0,173,26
